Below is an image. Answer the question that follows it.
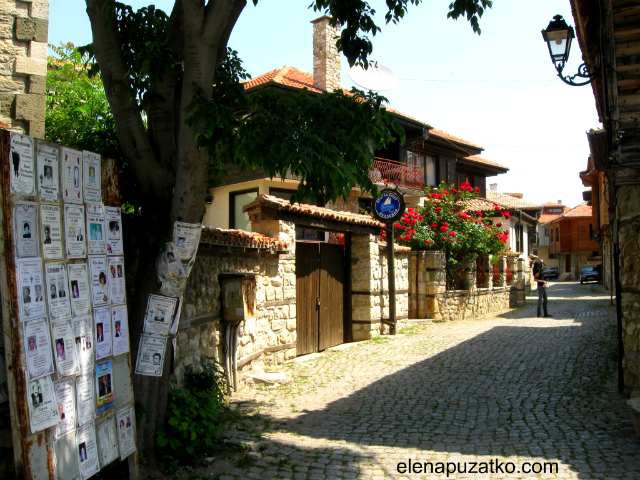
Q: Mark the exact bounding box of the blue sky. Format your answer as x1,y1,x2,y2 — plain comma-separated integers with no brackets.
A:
48,1,600,208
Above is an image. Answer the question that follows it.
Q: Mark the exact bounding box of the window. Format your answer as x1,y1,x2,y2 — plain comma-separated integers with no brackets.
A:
229,188,258,230
544,227,549,237
269,187,297,201
358,197,373,215
407,151,437,186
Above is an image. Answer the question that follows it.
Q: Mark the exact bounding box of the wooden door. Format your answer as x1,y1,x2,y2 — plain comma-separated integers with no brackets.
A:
295,242,345,355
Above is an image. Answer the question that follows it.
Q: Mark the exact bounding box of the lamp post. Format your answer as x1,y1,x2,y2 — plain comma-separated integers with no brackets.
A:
542,14,597,86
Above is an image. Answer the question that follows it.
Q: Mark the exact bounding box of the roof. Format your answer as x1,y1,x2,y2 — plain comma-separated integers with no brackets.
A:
544,201,566,207
461,155,508,170
543,201,592,225
538,211,566,225
486,191,542,210
244,194,385,228
428,129,483,150
200,226,289,252
461,196,537,223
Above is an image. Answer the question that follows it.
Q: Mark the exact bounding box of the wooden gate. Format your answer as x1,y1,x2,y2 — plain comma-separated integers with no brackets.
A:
296,242,344,355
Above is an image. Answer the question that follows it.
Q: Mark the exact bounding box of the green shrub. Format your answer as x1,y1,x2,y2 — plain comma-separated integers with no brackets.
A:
156,358,229,463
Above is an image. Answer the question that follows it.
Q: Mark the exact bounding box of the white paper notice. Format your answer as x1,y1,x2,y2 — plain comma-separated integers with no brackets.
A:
54,376,76,439
14,202,39,258
45,262,72,320
17,258,47,321
76,422,100,479
111,305,129,356
95,359,115,415
116,405,136,459
88,255,110,306
24,318,55,380
169,296,183,335
51,319,79,377
27,375,60,434
36,141,60,202
107,256,126,305
40,204,63,260
135,334,167,377
75,373,95,427
73,315,94,374
10,132,35,196
68,263,91,317
142,295,177,336
64,204,87,258
160,277,188,297
86,204,106,255
104,206,123,255
156,242,185,282
83,151,102,203
96,414,119,468
173,221,201,260
94,307,112,360
62,147,83,203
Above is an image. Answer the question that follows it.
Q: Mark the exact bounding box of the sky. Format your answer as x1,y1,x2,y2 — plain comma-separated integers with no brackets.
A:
48,0,600,209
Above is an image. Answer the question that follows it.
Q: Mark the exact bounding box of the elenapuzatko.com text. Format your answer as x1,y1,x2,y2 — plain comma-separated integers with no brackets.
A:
397,458,559,476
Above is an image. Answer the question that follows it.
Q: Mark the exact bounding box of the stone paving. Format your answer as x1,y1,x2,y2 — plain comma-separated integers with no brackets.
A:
222,282,640,479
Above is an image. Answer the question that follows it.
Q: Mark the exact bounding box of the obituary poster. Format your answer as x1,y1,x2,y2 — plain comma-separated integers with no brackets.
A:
75,373,95,427
116,405,136,459
173,221,201,260
45,262,72,320
86,204,106,255
76,422,100,480
169,296,183,335
36,141,60,202
135,334,167,377
107,256,126,305
27,375,60,434
64,204,87,258
95,359,115,415
111,305,129,356
88,256,110,306
104,206,123,255
54,376,76,439
96,414,119,468
40,204,63,260
51,319,79,377
14,202,39,258
68,263,91,317
142,294,177,336
10,131,35,196
73,315,94,374
93,306,112,360
156,242,185,282
24,318,55,380
62,147,83,204
17,258,47,320
83,151,102,203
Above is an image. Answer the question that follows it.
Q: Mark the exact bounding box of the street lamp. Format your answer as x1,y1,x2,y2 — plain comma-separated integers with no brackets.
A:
542,14,597,86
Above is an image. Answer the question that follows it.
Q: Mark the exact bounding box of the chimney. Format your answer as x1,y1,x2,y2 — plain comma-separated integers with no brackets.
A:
489,183,498,192
312,16,341,92
558,199,562,205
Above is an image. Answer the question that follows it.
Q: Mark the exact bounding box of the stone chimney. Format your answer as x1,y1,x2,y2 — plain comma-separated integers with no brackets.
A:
0,0,49,138
312,16,341,92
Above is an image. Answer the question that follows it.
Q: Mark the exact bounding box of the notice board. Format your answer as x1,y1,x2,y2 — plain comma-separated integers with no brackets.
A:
0,130,138,479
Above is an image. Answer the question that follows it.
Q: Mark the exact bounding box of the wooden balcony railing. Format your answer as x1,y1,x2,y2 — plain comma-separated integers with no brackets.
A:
369,158,425,192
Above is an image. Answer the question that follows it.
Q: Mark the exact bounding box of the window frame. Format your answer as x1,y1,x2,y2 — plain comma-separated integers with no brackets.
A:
229,188,259,229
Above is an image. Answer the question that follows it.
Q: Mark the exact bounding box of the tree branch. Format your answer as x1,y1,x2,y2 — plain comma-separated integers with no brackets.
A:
85,0,175,198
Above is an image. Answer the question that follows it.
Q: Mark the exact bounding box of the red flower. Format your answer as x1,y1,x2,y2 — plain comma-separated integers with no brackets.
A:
440,226,448,232
449,231,457,237
425,240,431,245
475,187,480,194
496,223,502,227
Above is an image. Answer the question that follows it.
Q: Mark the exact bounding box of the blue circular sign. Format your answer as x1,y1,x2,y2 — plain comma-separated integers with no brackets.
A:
373,189,405,223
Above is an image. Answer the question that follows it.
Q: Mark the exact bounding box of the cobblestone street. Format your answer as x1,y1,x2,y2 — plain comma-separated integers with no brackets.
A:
222,282,640,479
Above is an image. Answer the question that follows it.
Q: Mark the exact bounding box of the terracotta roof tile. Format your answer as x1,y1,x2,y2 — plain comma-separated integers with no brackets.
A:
544,201,566,207
486,191,542,209
538,212,564,225
243,66,325,94
200,226,289,252
543,202,592,224
378,241,412,253
462,155,508,170
428,128,483,150
245,194,385,228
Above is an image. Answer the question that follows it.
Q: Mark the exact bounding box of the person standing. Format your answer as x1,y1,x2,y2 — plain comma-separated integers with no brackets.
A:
533,258,552,318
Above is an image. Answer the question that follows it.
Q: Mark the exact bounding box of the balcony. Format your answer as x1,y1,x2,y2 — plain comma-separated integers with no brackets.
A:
368,157,425,192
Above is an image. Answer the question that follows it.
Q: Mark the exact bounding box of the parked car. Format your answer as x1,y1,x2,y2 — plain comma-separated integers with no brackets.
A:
580,266,600,284
542,266,559,280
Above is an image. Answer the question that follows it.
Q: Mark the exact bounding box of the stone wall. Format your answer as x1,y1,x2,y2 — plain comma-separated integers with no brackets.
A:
617,184,640,395
0,0,48,138
408,251,520,322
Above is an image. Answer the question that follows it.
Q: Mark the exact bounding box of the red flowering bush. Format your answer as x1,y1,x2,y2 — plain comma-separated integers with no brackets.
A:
381,182,510,256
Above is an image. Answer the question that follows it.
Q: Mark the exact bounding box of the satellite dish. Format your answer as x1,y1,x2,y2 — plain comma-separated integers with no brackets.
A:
348,62,399,91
